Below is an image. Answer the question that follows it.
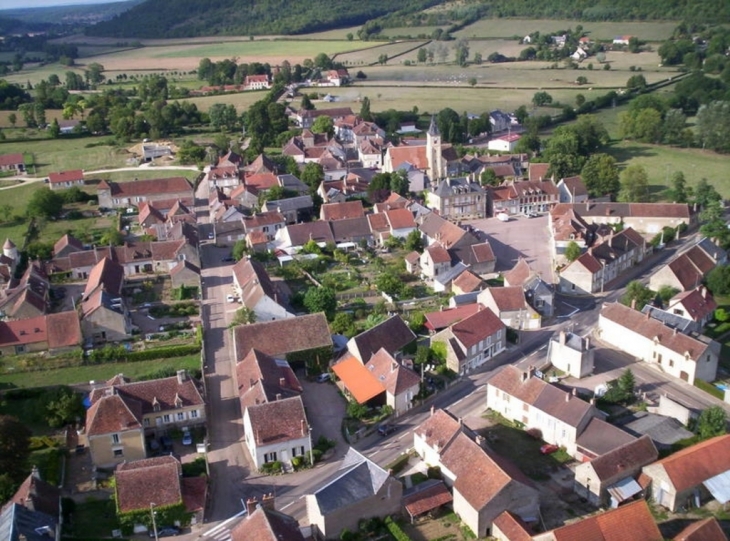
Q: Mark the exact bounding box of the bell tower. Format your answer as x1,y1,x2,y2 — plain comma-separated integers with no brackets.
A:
426,115,443,181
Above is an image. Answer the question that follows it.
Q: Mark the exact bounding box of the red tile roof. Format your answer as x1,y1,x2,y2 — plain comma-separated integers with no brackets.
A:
236,349,302,409
115,456,182,513
403,481,453,518
451,307,504,349
482,286,527,312
451,270,483,293
85,393,142,436
492,511,533,541
503,258,532,287
550,500,662,541
588,435,657,481
425,244,451,264
601,302,711,360
48,169,84,184
231,507,304,541
233,313,332,360
424,303,481,332
387,145,429,170
349,315,416,362
528,163,550,182
46,311,82,349
470,242,495,263
674,517,727,541
6,471,60,516
247,396,308,446
366,348,420,396
0,312,80,350
670,286,717,322
560,175,588,197
101,177,192,198
414,408,462,450
650,434,730,492
0,153,23,167
385,208,416,230
181,476,207,513
321,201,365,221
83,257,124,300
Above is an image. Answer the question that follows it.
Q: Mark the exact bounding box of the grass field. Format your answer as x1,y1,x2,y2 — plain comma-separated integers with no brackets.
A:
379,26,444,38
604,141,730,199
183,91,264,113
454,18,679,41
0,354,201,389
0,137,130,174
91,168,199,182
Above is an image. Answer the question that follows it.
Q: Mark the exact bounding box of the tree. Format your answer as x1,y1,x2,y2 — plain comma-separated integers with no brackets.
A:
376,272,404,297
575,94,585,107
404,229,423,252
359,96,372,122
0,415,31,484
49,118,60,138
480,168,498,186
100,227,124,246
662,109,687,145
667,171,690,203
232,240,247,261
0,204,12,223
628,36,641,53
473,52,482,65
564,241,581,262
696,406,727,440
696,101,730,153
177,140,206,165
208,103,238,131
311,115,334,138
85,62,105,85
417,48,427,63
303,286,337,320
707,265,730,296
301,162,324,194
27,188,63,219
532,91,553,107
378,53,388,65
454,39,469,67
230,306,256,326
618,164,650,202
581,153,619,198
621,280,654,310
44,387,85,428
331,312,356,337
626,74,647,90
300,94,314,111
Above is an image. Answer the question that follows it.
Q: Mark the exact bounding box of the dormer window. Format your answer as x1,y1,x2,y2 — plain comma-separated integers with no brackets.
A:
174,393,183,408
152,397,161,412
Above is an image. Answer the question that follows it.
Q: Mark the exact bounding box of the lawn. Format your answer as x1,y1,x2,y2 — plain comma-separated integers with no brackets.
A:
454,18,678,41
0,136,130,175
604,140,730,199
67,497,120,539
183,91,264,113
334,40,429,66
90,168,199,183
0,354,201,389
378,26,445,38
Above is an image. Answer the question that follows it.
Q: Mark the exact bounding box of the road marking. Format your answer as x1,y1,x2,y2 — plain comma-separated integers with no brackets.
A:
202,509,247,538
280,496,303,511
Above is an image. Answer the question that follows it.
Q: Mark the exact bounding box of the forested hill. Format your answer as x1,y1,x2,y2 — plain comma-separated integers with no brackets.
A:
85,0,443,38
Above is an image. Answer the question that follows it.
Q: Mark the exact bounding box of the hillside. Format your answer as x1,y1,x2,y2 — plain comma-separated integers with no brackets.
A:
86,0,729,39
86,0,443,38
1,0,144,28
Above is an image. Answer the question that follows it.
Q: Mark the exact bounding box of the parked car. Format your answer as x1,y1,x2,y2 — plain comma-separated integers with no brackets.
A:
226,294,236,303
316,373,331,383
377,424,397,436
540,444,559,455
160,436,173,452
497,212,510,222
150,527,180,538
182,428,192,446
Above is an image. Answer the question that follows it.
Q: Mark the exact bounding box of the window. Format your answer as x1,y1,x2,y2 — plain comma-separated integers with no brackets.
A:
669,359,674,368
292,446,305,457
15,345,26,354
264,452,277,463
163,414,171,423
143,418,150,427
497,330,502,339
112,433,120,444
657,354,662,364
177,412,185,421
113,449,124,457
190,410,199,418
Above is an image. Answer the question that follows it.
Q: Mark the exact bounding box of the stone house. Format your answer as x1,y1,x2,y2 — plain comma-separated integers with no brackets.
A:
478,286,541,330
647,286,717,332
262,196,314,224
332,349,420,416
236,349,311,470
347,315,415,364
488,180,560,217
486,365,606,457
420,244,452,279
649,242,724,292
0,153,24,174
413,409,539,538
306,448,402,539
79,257,132,343
642,434,730,511
597,302,719,385
232,258,293,321
430,306,506,375
85,370,205,468
547,331,594,379
0,312,81,356
48,169,84,190
97,177,193,209
503,258,554,317
231,502,305,541
573,435,658,507
426,177,488,220
241,211,286,243
557,176,589,203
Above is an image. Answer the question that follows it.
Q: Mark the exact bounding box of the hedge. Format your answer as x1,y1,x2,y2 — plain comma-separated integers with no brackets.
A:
386,453,411,475
125,344,200,362
384,517,410,541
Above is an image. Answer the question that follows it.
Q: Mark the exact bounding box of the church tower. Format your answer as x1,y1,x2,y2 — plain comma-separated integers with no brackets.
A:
426,115,443,181
3,238,17,262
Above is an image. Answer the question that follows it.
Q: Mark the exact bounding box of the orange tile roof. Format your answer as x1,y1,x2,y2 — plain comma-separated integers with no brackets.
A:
551,500,662,541
674,517,727,541
403,481,453,518
492,511,533,541
651,434,730,492
424,303,481,331
332,355,384,403
48,169,84,184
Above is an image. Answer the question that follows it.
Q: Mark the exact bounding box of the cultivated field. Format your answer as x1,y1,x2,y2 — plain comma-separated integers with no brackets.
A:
183,91,265,113
379,26,445,38
334,40,429,66
0,137,131,174
454,18,679,41
76,39,374,72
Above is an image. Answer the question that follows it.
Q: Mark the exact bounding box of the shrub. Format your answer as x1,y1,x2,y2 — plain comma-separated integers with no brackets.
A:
259,461,282,474
182,457,207,477
386,453,411,475
384,517,410,541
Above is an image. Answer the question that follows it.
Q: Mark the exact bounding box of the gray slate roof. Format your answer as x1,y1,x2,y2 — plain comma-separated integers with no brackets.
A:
617,412,694,449
0,504,57,541
311,448,391,515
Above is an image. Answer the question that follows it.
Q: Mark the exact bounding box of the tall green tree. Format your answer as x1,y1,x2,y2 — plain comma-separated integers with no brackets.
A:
618,164,650,202
621,280,654,310
27,188,64,219
301,162,324,194
311,115,334,138
581,153,619,198
0,415,31,484
303,286,337,320
696,406,727,440
564,241,581,262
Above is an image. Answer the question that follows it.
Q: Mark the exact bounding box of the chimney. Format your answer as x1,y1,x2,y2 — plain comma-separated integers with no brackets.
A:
279,377,286,388
673,327,678,336
301,419,307,436
31,465,41,481
475,435,486,447
458,417,463,428
631,299,637,310
521,370,528,382
245,497,259,515
559,330,566,345
528,365,536,378
589,397,596,405
177,370,187,384
572,388,577,396
585,201,589,212
565,392,570,402
430,405,435,416
584,337,590,351
261,493,276,511
275,393,282,401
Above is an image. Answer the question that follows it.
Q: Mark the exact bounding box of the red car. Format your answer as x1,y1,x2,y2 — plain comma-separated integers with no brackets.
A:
540,444,559,455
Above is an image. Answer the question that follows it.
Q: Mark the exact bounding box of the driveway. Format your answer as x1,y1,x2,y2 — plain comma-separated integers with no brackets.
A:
300,379,347,459
468,214,554,283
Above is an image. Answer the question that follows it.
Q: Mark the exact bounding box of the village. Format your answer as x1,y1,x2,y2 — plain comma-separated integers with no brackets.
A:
1,89,729,541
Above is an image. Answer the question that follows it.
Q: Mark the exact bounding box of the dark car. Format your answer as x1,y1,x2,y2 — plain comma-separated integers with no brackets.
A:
150,527,180,538
221,256,235,263
378,424,397,436
160,436,173,452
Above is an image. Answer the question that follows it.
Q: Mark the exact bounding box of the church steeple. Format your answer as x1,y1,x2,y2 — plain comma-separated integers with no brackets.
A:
426,116,443,181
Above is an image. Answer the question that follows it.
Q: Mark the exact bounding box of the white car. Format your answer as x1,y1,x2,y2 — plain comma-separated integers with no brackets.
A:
226,294,235,303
